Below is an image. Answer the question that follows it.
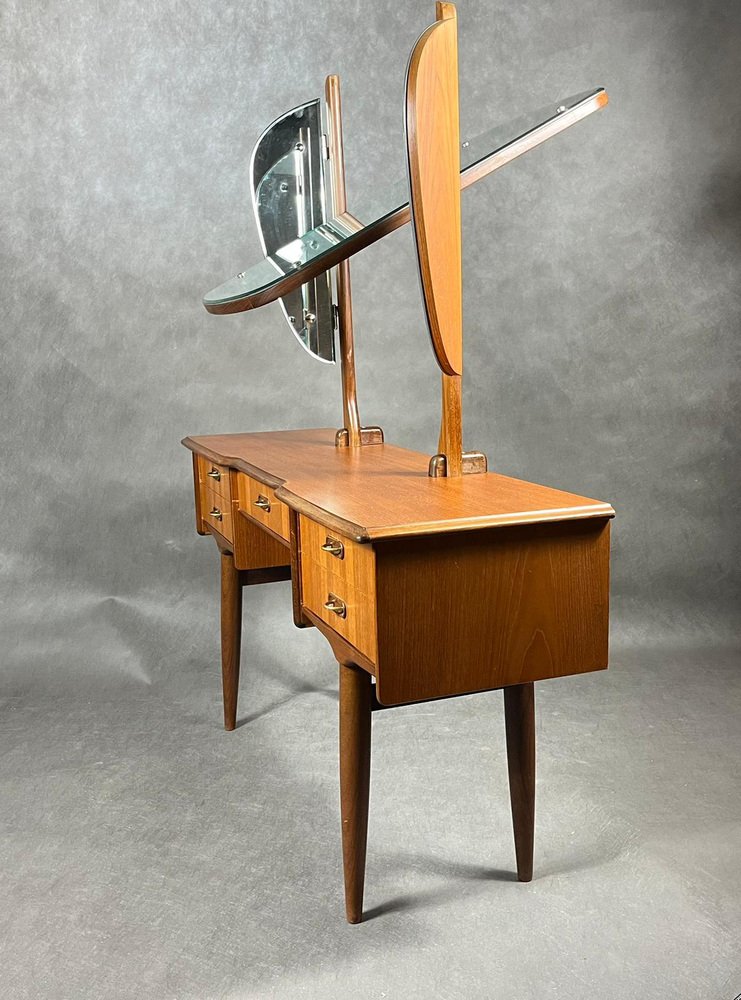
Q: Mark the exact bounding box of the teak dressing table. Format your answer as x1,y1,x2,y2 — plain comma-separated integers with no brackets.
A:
184,3,613,923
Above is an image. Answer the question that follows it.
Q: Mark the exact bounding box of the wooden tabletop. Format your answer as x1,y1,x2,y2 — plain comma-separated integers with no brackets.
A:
182,429,614,542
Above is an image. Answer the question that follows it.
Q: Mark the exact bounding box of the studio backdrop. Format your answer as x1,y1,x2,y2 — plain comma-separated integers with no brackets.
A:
1,0,739,693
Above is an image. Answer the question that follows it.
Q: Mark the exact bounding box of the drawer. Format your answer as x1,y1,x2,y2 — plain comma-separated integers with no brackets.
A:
301,558,377,661
202,487,233,542
198,456,231,501
238,474,290,542
299,515,374,592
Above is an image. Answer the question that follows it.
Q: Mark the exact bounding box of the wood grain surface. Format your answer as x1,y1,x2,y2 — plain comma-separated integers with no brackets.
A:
338,662,373,923
438,372,463,475
196,455,232,502
202,486,233,544
373,518,611,705
299,514,375,588
183,430,614,543
406,2,462,378
220,552,242,731
504,682,536,881
232,508,289,572
325,74,362,446
237,473,290,542
300,557,377,662
192,453,206,535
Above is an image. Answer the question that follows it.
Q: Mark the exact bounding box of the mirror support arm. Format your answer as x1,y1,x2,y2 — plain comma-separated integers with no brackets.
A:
325,76,384,449
325,75,362,448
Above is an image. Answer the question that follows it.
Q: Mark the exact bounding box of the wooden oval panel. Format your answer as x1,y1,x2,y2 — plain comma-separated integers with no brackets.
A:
405,2,463,377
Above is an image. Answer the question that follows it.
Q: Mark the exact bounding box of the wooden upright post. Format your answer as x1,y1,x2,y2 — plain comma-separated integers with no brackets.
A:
438,374,463,476
325,75,362,448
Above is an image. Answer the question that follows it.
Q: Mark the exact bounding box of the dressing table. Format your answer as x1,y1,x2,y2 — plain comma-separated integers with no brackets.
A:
184,3,613,923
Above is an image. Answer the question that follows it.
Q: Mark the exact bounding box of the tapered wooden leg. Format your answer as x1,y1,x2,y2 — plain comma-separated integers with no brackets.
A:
504,682,535,882
339,662,372,924
220,551,242,732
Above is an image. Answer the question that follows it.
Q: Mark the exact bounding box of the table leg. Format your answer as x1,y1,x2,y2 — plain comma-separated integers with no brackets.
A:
339,661,372,923
504,682,535,882
220,551,243,732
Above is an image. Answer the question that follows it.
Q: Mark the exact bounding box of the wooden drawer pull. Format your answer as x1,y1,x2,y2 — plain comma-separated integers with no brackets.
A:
207,467,221,481
209,507,223,521
254,494,271,512
323,593,347,619
321,537,345,559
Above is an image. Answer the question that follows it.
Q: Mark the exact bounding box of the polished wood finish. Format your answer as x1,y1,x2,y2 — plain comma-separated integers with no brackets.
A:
187,428,612,918
438,373,463,476
202,486,234,544
220,551,243,731
183,430,615,542
232,508,289,572
299,514,375,592
406,3,462,379
289,509,311,628
301,505,610,709
192,453,207,535
338,661,372,923
192,432,612,704
374,519,610,705
237,472,290,543
298,512,377,661
197,455,232,501
187,2,612,920
301,556,378,662
326,75,362,448
504,683,535,882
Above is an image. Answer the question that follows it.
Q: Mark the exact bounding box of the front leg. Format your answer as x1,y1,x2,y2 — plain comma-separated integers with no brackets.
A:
220,551,243,731
504,682,535,881
339,661,373,923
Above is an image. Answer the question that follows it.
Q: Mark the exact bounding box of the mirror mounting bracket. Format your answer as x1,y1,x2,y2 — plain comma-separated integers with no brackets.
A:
335,427,385,448
428,450,488,478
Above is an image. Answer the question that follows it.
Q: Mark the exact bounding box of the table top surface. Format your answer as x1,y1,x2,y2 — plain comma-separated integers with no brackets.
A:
183,428,614,542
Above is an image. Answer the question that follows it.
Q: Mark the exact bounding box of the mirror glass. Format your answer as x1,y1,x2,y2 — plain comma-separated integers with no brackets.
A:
206,88,605,340
250,99,336,362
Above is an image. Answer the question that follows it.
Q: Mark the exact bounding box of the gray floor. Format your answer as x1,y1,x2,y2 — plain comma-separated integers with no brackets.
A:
2,584,740,999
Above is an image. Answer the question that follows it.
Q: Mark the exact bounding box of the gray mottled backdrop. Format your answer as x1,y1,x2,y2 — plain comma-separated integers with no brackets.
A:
1,0,739,686
1,1,740,998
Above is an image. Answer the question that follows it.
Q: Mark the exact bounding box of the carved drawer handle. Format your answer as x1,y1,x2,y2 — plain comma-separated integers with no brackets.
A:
209,507,223,521
321,537,344,559
323,593,347,619
207,468,221,481
254,494,271,512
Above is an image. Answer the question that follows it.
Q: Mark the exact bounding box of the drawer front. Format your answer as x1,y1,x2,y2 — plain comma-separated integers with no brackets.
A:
202,487,233,542
198,456,231,502
239,474,290,542
299,515,375,592
301,558,377,661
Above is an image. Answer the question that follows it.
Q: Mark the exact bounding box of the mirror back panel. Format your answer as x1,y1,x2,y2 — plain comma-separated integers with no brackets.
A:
250,99,336,362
